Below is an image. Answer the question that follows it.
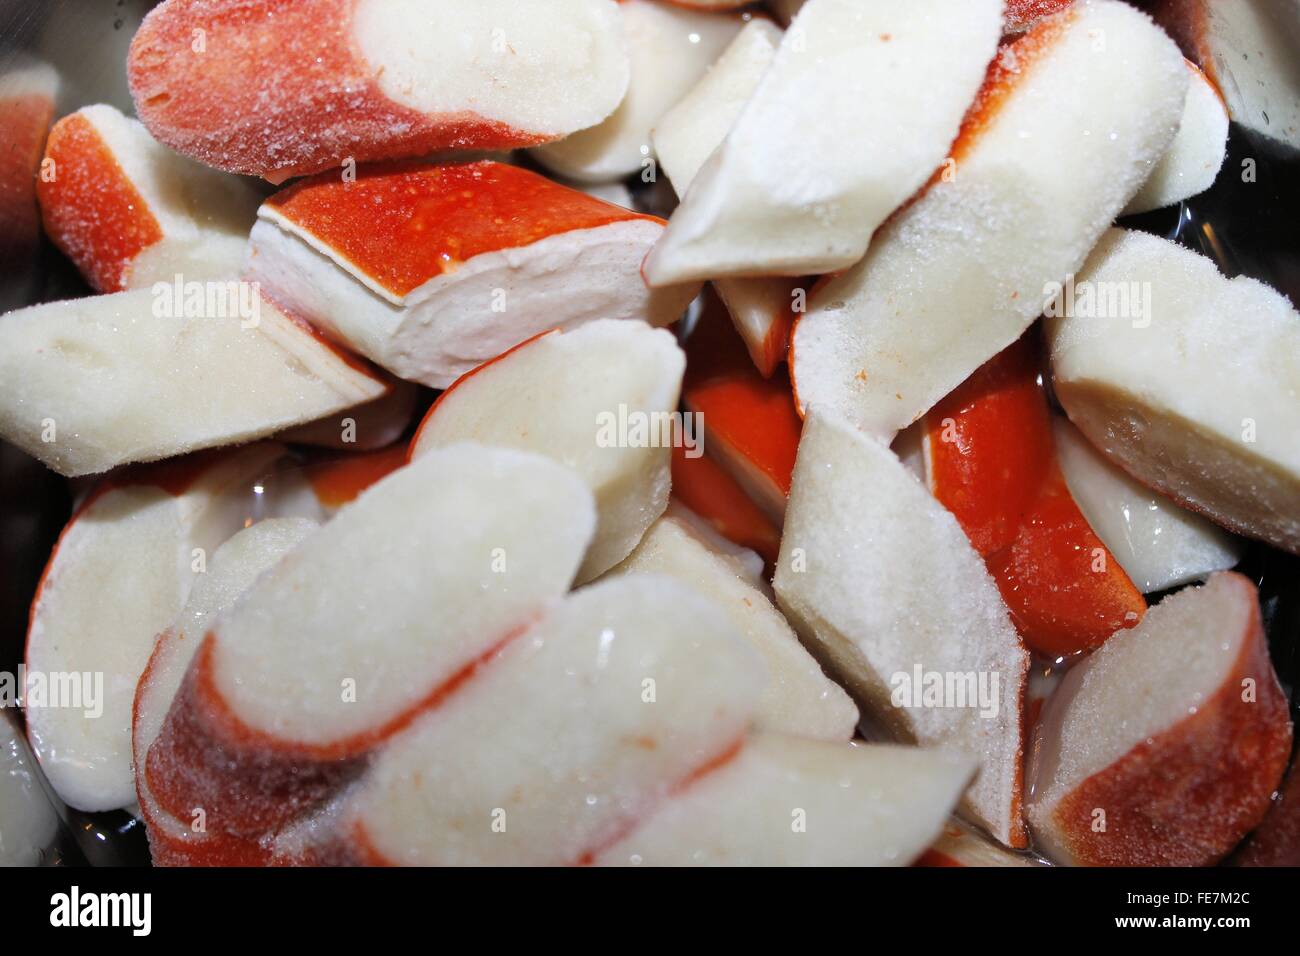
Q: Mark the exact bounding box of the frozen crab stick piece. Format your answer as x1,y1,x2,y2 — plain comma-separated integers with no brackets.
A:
1027,573,1293,866
1150,0,1300,151
409,320,684,580
245,160,698,389
532,0,743,183
1046,228,1300,553
774,411,1030,847
0,57,59,309
598,737,975,866
25,444,286,812
641,0,1004,283
337,575,764,866
923,335,1146,660
127,0,631,182
683,295,801,524
1053,417,1244,594
135,517,319,866
0,288,388,477
668,445,782,566
37,104,260,294
791,0,1189,441
653,19,796,375
145,444,596,838
1123,59,1228,215
609,511,858,742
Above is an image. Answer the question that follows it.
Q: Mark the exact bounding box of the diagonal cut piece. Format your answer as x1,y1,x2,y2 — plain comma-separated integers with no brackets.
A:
642,0,1004,283
774,410,1030,846
245,160,698,389
1027,572,1293,866
790,0,1188,441
128,0,631,182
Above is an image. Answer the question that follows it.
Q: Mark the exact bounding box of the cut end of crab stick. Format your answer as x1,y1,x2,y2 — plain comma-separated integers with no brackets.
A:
0,287,388,477
25,444,286,812
532,0,743,183
683,295,801,524
598,736,975,866
245,160,698,389
610,511,858,742
1053,417,1244,594
128,0,630,180
276,379,420,451
1027,572,1293,866
37,104,260,294
774,410,1030,848
790,0,1189,441
1150,0,1300,151
342,574,764,866
642,0,1004,284
924,335,1146,660
0,57,59,304
1123,59,1228,215
409,320,684,581
145,444,596,837
135,516,319,865
1046,228,1300,554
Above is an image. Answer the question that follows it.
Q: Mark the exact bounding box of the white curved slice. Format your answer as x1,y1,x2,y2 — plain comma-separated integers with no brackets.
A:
774,411,1029,847
609,511,858,741
344,575,764,866
790,0,1188,441
37,104,260,293
1046,228,1300,553
597,737,975,866
25,443,286,811
653,18,793,373
0,288,387,477
245,160,698,389
410,320,684,581
532,0,743,182
1053,417,1243,593
642,0,1004,283
1123,59,1228,215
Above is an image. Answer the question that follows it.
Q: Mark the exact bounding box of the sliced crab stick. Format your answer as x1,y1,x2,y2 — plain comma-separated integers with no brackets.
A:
533,0,743,183
144,445,596,838
653,19,796,375
135,517,319,866
1028,573,1292,866
0,288,388,477
924,335,1146,660
37,104,260,293
668,444,782,567
409,320,685,581
683,295,802,524
1123,59,1228,215
790,1,1189,441
26,444,286,811
775,410,1030,848
0,58,58,309
1046,228,1300,554
277,379,421,451
245,160,699,389
128,0,631,182
337,574,764,866
642,0,1004,283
